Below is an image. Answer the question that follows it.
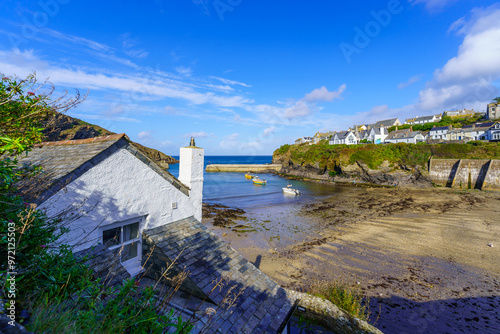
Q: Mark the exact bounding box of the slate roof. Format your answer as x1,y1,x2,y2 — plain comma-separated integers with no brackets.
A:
143,217,298,334
335,131,351,139
386,131,422,140
430,125,450,132
75,244,131,287
371,118,400,128
15,134,189,204
463,122,496,129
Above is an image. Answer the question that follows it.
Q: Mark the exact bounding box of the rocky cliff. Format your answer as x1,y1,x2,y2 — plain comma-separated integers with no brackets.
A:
274,154,431,186
42,112,178,167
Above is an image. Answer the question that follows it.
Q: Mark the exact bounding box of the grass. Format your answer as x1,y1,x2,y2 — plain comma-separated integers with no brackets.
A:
274,142,500,172
309,280,370,321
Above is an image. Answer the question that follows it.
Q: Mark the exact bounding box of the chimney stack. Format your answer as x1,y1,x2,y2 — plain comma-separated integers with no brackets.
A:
179,137,204,222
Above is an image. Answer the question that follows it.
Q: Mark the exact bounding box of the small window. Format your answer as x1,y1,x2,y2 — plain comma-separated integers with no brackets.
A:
102,219,142,275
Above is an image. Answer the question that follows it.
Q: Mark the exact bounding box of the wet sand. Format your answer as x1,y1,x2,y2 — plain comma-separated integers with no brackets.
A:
203,186,500,333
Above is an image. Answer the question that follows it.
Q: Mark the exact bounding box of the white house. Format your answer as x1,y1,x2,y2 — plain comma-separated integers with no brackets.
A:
384,131,425,144
330,131,358,145
295,136,313,145
18,134,203,276
367,127,388,144
484,122,500,140
462,122,496,140
406,115,441,125
429,125,452,140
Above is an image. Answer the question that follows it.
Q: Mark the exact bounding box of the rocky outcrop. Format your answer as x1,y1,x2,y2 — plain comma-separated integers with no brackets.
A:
275,157,431,187
41,112,178,168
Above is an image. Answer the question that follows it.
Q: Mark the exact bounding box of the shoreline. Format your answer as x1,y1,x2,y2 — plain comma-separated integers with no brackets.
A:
202,186,500,333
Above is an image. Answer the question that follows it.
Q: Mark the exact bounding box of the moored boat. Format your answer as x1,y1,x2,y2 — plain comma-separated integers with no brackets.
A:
252,177,267,185
245,172,254,179
282,184,299,195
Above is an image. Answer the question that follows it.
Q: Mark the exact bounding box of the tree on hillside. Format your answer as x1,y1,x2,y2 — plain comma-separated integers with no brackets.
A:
0,73,85,195
492,97,500,104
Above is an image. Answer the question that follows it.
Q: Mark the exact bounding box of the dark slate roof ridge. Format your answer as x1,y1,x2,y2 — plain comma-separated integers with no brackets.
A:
431,125,450,131
143,216,298,333
36,133,127,147
20,137,125,204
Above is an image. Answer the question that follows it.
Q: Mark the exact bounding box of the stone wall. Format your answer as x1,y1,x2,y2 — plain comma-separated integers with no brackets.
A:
205,164,282,173
286,290,383,334
453,159,490,189
483,159,500,190
429,158,500,190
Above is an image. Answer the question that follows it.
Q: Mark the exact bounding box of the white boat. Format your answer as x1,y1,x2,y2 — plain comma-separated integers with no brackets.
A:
282,184,299,195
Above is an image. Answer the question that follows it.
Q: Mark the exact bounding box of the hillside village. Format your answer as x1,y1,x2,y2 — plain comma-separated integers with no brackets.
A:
296,101,500,146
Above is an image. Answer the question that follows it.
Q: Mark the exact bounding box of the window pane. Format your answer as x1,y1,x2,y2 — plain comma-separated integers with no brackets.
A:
121,241,138,262
103,227,121,247
124,222,139,242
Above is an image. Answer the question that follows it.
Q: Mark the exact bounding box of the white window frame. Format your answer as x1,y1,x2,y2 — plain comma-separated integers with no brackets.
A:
100,216,146,276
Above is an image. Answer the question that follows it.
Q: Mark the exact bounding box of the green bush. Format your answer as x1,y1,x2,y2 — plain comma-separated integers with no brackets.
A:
309,280,370,321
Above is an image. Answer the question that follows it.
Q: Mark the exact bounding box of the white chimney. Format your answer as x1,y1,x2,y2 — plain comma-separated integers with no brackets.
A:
179,137,204,222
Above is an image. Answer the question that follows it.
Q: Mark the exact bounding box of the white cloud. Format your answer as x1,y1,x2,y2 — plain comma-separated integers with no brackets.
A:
262,126,276,137
175,66,192,76
219,133,240,149
0,49,253,108
283,100,311,119
226,133,239,141
210,76,251,88
303,84,346,102
398,74,423,89
138,131,152,140
417,6,500,111
184,131,209,138
410,0,458,12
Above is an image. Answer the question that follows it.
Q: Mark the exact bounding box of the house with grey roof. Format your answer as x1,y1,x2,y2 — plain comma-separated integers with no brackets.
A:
329,131,358,145
295,136,313,145
367,127,388,144
406,115,441,125
384,130,425,144
485,122,500,141
370,118,401,129
16,134,299,333
443,109,475,117
429,125,452,140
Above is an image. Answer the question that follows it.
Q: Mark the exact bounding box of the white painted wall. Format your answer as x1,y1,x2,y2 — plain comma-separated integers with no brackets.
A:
40,148,201,253
179,146,204,222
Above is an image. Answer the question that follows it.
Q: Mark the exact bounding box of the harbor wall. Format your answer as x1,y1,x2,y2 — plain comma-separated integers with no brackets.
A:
429,158,500,190
205,164,282,173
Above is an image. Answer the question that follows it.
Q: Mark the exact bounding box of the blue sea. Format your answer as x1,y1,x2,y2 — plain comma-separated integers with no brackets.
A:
168,156,341,209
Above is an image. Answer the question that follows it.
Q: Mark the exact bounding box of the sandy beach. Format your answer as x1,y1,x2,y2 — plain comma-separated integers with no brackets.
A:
203,186,500,333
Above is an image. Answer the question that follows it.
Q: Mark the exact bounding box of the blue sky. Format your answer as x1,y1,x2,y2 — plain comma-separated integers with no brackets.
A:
1,0,500,155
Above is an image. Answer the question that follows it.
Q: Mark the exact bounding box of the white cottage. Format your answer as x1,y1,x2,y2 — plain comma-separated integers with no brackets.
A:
367,127,388,144
18,134,203,276
329,131,358,145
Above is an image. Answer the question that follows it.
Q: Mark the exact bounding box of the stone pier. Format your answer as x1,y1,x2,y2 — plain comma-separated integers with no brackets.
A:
205,164,282,173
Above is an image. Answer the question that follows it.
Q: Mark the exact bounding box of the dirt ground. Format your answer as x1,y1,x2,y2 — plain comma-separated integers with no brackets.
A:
203,186,500,334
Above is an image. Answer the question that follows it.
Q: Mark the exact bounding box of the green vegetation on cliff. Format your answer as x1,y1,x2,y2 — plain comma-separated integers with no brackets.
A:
273,142,500,171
